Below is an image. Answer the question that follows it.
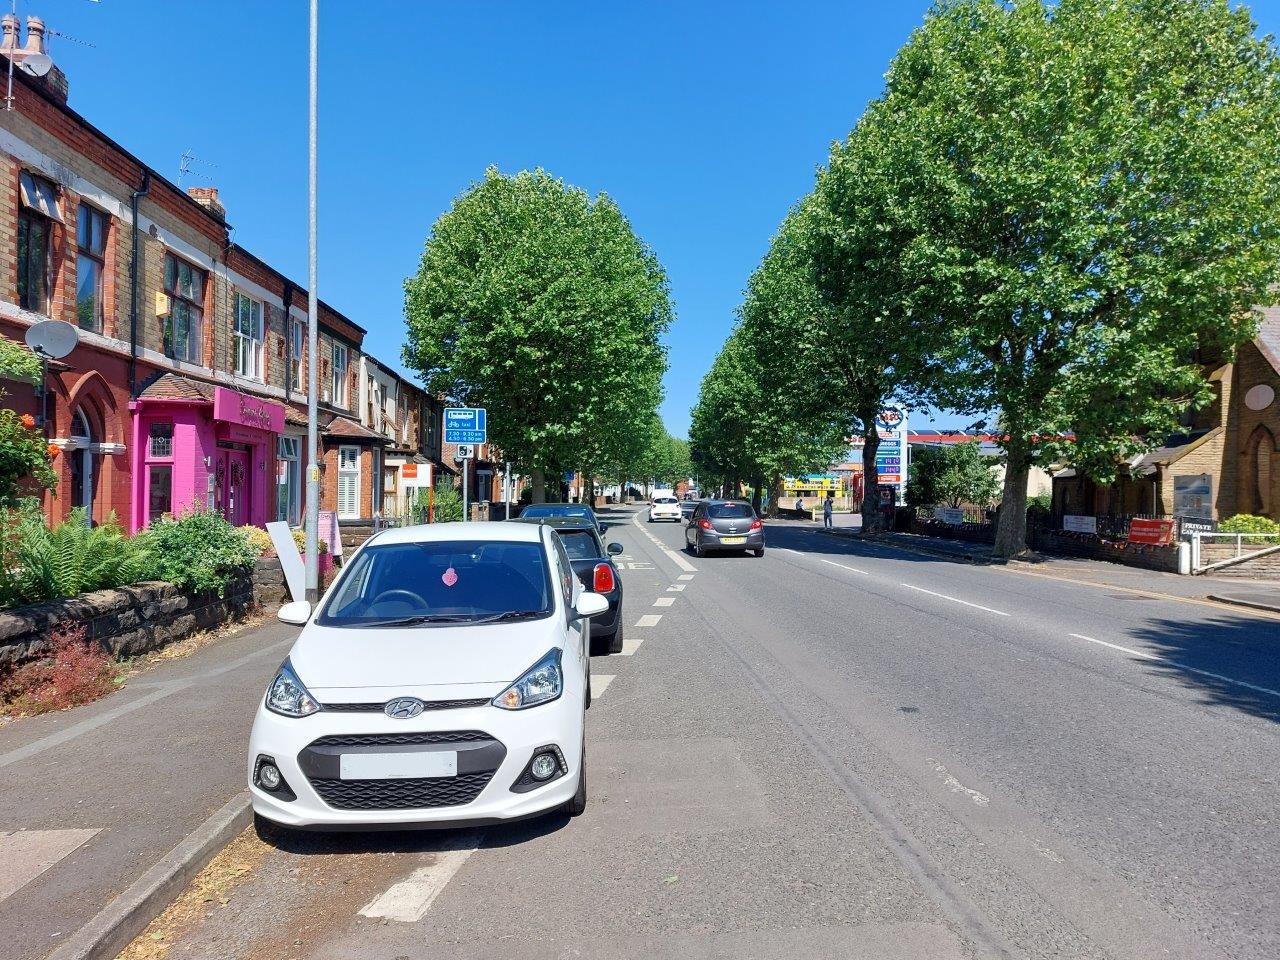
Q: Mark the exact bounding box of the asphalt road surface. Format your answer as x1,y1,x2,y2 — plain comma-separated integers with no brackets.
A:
120,507,1280,960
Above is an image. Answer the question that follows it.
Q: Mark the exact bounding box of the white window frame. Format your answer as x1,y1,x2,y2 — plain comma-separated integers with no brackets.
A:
277,435,301,525
233,292,264,380
337,444,360,519
331,342,349,407
290,319,304,391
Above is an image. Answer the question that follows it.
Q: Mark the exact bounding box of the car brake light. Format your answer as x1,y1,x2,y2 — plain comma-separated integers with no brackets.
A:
698,518,712,530
593,562,615,593
750,518,763,530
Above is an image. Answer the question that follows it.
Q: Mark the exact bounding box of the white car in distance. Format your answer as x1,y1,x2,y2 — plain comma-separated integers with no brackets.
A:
648,495,683,522
248,521,609,832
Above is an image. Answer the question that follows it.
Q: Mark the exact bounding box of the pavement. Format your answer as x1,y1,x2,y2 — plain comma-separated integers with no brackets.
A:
4,506,1280,959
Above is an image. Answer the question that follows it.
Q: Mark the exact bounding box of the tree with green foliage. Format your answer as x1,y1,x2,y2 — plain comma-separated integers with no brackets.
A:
403,168,671,502
870,0,1280,556
906,441,1000,510
427,477,464,522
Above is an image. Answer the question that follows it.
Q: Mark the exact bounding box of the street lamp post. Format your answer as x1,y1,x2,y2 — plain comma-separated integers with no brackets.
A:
303,0,321,603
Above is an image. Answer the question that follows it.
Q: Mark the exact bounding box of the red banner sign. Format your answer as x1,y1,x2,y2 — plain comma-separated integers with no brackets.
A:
1128,518,1174,545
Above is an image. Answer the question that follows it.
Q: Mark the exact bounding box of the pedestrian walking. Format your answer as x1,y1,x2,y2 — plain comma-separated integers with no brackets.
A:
795,496,804,514
823,492,834,529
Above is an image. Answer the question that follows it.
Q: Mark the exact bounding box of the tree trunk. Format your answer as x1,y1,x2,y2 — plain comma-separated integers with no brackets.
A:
750,477,763,514
860,417,882,535
531,468,546,504
767,473,783,518
993,433,1031,558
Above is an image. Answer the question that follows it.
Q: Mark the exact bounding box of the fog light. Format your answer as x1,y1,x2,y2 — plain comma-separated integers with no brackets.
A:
530,753,558,781
258,762,282,791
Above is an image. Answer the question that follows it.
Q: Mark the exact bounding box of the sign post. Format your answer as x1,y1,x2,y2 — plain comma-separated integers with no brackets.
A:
445,409,487,524
875,407,909,506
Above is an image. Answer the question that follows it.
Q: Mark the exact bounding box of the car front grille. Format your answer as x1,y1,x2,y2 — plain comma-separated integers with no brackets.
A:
309,771,495,810
309,731,491,748
320,699,491,713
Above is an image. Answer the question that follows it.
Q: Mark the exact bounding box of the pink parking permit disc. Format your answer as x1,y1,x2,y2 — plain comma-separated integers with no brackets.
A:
442,568,458,587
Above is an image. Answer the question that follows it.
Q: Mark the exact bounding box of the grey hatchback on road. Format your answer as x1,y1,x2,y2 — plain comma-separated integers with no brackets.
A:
685,500,765,557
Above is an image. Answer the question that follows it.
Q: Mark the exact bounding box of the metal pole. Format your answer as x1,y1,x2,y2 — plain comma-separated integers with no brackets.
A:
303,0,320,603
462,456,469,521
504,462,511,519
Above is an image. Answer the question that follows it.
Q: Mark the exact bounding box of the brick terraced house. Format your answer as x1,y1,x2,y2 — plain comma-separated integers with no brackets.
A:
0,16,436,532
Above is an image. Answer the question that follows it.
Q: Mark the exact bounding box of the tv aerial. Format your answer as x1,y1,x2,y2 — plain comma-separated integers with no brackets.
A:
25,320,79,430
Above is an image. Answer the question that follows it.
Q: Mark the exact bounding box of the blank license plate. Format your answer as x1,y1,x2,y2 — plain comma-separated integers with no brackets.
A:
339,751,457,781
721,536,746,544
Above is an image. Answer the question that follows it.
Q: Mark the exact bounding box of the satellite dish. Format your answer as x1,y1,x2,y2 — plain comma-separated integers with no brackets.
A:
17,54,52,78
25,320,79,360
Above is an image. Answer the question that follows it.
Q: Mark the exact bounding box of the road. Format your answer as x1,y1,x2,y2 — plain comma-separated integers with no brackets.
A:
112,507,1280,959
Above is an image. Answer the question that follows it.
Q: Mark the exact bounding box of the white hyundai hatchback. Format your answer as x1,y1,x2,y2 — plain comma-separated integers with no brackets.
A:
248,521,609,832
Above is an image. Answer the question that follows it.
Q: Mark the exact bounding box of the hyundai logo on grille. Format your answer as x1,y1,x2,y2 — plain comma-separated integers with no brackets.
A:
385,697,425,719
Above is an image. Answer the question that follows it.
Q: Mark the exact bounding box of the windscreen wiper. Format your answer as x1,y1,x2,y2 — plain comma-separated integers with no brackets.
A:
470,610,547,623
366,614,476,627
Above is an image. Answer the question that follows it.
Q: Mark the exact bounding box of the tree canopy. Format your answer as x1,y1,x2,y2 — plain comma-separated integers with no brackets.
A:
403,168,672,500
906,441,1000,510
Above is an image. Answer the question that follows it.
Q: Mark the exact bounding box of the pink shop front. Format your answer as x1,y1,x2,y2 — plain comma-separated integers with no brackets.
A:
129,382,286,534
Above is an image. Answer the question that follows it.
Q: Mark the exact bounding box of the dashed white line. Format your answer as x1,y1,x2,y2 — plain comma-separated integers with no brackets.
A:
900,583,1009,616
593,674,615,697
677,574,695,581
1068,633,1280,699
630,511,697,572
667,584,686,592
621,637,645,656
815,557,869,575
653,597,675,607
359,834,481,922
635,614,662,627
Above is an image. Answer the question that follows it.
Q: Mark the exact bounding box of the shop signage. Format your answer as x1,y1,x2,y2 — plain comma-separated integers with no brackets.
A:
402,463,418,480
873,407,909,501
1128,518,1174,545
1063,514,1097,534
213,387,285,434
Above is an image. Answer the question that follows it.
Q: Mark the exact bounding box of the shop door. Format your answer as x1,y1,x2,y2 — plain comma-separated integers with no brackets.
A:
217,448,252,527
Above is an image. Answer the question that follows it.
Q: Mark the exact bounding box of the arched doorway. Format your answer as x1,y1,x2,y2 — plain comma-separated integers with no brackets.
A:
68,408,95,524
1245,425,1276,518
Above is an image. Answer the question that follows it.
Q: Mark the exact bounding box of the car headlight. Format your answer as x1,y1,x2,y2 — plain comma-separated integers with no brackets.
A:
493,648,563,710
265,658,320,717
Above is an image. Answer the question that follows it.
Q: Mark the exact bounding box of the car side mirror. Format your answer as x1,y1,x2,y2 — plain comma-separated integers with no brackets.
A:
607,542,624,556
574,592,610,619
277,600,312,625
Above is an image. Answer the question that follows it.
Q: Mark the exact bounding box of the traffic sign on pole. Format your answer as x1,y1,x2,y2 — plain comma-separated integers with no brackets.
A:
445,407,487,445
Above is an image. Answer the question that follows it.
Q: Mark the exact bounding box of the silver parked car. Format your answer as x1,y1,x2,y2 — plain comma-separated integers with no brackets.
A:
685,500,765,558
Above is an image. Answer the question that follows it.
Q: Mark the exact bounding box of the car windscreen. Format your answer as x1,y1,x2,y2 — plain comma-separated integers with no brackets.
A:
317,540,552,627
654,497,678,504
556,529,602,560
524,505,590,519
708,503,755,519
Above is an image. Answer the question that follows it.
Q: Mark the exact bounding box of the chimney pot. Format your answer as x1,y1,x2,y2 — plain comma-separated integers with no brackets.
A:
23,15,45,55
1,14,18,53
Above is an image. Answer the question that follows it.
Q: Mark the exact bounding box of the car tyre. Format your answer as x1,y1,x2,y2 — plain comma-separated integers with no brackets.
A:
694,540,705,559
585,668,592,709
753,547,765,557
606,623,624,654
253,811,288,844
565,739,587,817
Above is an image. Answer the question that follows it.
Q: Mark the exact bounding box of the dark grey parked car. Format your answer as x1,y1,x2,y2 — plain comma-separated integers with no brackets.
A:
685,500,765,558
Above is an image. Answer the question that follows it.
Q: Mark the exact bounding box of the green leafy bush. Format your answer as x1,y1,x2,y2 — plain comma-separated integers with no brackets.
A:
237,524,274,558
0,406,56,507
1218,514,1280,544
0,338,41,384
429,478,464,523
0,504,153,609
136,511,257,596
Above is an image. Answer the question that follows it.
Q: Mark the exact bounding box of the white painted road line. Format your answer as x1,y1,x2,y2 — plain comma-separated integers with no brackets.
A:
621,637,645,656
593,674,615,697
900,583,1010,617
359,834,481,922
816,557,869,575
0,829,99,904
630,511,697,572
635,614,663,627
678,574,695,581
1069,634,1280,700
668,584,686,592
653,597,675,607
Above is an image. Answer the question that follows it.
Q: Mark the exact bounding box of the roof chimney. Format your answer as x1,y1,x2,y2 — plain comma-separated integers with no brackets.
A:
1,14,18,54
23,15,45,54
186,186,226,221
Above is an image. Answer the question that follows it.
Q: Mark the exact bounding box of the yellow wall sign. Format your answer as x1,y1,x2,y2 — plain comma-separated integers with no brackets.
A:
783,476,844,495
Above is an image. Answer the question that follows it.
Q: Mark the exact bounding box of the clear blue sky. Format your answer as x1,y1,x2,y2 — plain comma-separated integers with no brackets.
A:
34,0,1280,438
